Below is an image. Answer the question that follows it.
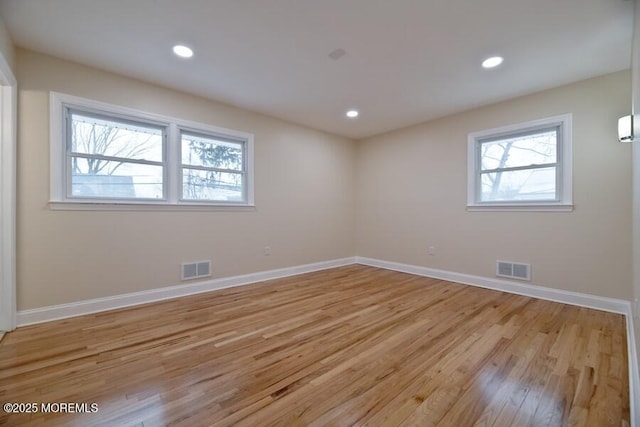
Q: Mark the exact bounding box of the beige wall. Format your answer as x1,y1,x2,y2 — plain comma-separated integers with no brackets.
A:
16,48,356,310
631,0,640,379
0,15,13,71
356,71,632,299
15,45,634,310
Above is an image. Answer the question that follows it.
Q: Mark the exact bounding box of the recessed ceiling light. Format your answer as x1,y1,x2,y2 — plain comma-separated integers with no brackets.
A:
482,56,503,69
346,110,359,118
173,44,194,58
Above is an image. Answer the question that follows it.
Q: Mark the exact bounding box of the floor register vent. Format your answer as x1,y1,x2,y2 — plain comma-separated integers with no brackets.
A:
496,260,531,281
182,260,211,281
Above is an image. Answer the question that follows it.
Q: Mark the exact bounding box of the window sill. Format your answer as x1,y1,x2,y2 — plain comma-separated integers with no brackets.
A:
49,201,257,212
467,204,573,212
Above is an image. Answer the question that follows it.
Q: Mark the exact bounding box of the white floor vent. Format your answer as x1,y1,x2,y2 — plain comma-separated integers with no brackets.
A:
182,260,211,281
496,260,531,281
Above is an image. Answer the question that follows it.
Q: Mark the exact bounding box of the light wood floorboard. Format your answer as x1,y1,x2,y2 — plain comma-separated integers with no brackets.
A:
0,265,630,426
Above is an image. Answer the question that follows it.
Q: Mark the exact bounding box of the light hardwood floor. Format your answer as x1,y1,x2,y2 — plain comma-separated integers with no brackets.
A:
0,265,630,426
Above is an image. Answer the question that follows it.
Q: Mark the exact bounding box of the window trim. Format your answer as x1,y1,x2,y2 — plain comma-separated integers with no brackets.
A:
467,114,573,212
50,92,254,209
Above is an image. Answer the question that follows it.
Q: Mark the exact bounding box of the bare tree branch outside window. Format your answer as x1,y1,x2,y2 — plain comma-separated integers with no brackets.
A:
181,136,244,201
71,120,158,176
480,130,557,201
69,113,164,199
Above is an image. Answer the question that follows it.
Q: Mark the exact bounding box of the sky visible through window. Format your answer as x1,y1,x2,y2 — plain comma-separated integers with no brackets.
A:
70,113,164,199
181,133,244,201
479,129,557,202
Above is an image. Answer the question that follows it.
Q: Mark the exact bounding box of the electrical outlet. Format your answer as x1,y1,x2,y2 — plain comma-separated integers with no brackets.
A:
264,246,272,256
428,246,436,256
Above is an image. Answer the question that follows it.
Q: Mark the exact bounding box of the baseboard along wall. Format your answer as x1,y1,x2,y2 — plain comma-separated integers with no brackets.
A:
17,257,357,326
14,256,639,426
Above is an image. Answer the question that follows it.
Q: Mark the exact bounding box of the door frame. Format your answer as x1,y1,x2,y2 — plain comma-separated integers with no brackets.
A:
0,51,16,332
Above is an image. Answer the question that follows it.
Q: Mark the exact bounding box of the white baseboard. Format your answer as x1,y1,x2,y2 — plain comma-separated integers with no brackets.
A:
18,255,630,323
355,256,638,426
355,257,630,314
14,255,639,426
17,257,357,327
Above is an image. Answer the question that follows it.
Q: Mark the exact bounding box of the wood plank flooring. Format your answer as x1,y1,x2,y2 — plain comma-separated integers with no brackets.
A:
0,265,630,426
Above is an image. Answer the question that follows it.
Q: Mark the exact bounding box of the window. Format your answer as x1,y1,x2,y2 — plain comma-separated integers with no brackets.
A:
467,114,572,211
50,93,254,209
68,110,165,200
180,131,246,202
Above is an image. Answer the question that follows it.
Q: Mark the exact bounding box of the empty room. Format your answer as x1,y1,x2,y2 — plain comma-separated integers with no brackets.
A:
0,0,639,426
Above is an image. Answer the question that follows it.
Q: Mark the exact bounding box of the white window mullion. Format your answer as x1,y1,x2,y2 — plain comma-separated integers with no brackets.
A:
64,107,73,199
242,141,248,203
70,153,164,167
245,138,254,205
560,115,572,205
166,123,179,203
480,161,559,175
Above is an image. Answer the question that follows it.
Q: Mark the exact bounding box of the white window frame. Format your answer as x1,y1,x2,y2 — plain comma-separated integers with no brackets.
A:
50,92,254,210
467,114,573,212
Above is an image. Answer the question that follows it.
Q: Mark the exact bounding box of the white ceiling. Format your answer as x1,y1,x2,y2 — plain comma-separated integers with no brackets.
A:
0,0,634,139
